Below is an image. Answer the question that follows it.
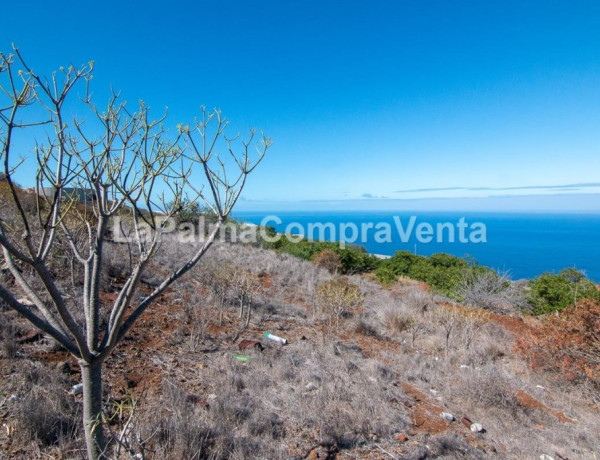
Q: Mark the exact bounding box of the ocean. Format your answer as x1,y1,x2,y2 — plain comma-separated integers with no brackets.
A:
232,210,600,281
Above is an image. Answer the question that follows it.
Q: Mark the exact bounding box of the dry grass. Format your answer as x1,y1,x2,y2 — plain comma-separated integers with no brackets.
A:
2,239,600,459
132,341,409,458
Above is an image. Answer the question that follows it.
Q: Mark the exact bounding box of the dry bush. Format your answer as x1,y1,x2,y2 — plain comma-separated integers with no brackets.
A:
101,242,132,286
199,260,235,325
401,285,436,314
517,299,600,389
231,267,259,328
172,285,215,351
455,367,522,416
316,277,364,330
434,306,461,357
0,316,18,358
136,382,215,459
454,306,490,350
13,364,80,449
459,269,529,314
427,433,487,459
246,341,408,449
313,249,342,274
380,301,423,347
353,318,380,337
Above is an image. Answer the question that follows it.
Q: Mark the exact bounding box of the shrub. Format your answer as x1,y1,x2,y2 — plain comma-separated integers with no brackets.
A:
528,268,600,315
0,319,18,358
459,269,529,313
313,249,342,273
14,369,80,448
261,233,380,275
316,277,364,329
374,265,397,286
517,299,600,388
375,250,484,299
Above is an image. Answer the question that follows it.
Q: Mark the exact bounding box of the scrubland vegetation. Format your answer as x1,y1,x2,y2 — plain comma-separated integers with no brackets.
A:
1,228,600,459
259,228,600,316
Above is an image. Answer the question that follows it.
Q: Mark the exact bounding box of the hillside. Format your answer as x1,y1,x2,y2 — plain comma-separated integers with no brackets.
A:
0,239,598,459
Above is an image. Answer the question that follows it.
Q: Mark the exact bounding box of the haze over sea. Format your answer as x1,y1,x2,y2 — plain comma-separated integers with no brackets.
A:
233,210,600,282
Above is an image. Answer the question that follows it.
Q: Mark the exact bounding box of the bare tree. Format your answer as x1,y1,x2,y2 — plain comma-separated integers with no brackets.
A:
0,47,271,459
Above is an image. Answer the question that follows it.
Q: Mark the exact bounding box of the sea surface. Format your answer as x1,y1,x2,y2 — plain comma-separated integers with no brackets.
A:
232,210,600,281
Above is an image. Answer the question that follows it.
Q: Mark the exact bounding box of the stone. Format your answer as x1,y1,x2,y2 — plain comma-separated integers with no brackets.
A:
440,412,455,421
71,383,83,395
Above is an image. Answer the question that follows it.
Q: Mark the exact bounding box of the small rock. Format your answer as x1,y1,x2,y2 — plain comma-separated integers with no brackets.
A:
536,385,546,391
460,364,470,370
539,455,555,460
71,383,83,395
207,393,217,401
470,422,484,433
440,412,455,421
429,389,439,396
305,382,317,392
396,433,408,443
8,394,19,402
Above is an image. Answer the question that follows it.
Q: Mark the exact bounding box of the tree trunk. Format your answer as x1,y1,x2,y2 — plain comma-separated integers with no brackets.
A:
80,359,107,460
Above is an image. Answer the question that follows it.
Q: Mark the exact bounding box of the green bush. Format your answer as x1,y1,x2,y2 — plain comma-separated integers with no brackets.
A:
374,250,489,299
260,232,380,275
528,268,600,315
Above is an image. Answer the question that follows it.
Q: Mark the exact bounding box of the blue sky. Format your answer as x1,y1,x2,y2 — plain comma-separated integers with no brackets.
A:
2,0,600,211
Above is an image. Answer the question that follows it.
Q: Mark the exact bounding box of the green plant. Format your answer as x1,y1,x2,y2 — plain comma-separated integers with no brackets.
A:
262,235,380,275
375,250,483,299
528,268,600,315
